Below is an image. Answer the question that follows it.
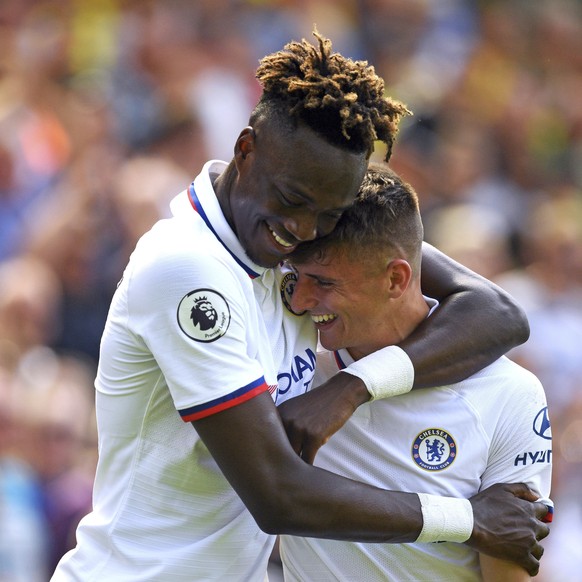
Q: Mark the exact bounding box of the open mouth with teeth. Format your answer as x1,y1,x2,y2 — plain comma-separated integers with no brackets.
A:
268,225,295,249
311,313,337,324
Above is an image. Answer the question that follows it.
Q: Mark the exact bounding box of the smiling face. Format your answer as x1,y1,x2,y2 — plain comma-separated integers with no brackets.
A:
224,121,368,268
290,248,397,359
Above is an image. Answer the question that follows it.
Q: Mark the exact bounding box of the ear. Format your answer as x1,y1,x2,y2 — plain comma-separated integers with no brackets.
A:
385,259,413,298
234,126,255,169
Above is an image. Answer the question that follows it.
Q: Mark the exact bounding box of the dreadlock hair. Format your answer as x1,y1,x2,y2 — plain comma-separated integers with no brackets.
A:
252,30,411,162
290,164,424,275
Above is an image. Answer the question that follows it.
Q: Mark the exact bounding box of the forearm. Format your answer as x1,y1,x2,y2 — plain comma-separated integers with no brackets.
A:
264,462,424,542
194,394,546,574
194,393,423,541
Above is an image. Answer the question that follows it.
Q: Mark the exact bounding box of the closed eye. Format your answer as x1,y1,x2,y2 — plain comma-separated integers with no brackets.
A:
310,276,335,289
278,191,305,208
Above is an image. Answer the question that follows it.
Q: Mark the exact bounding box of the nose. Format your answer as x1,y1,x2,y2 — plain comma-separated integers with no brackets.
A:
283,212,318,242
290,274,317,314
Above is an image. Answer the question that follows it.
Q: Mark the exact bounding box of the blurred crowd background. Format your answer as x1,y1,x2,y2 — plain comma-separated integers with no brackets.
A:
0,0,580,580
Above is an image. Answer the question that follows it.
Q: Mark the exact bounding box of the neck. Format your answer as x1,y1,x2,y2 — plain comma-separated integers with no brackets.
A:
347,290,429,361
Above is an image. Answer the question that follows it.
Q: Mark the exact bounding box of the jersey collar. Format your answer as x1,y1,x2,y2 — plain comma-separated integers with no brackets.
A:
333,348,354,371
183,160,267,279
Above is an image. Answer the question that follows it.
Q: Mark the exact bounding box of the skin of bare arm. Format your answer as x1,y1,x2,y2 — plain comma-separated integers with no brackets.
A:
278,241,530,460
193,391,422,542
192,392,549,575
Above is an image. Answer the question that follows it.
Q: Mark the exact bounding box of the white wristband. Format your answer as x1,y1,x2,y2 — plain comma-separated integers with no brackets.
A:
416,493,474,543
343,345,414,401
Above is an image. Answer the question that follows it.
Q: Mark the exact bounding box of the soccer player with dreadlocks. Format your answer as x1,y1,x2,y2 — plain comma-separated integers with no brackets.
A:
52,32,548,581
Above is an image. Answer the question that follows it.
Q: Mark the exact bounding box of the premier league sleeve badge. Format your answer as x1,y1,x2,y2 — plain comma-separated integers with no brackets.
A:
177,288,231,343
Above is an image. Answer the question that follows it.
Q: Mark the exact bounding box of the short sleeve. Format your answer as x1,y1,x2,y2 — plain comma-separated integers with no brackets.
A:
480,368,552,499
126,231,270,419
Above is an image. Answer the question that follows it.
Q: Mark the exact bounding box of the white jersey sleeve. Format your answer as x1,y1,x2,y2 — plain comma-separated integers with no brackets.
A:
476,358,552,498
97,213,275,422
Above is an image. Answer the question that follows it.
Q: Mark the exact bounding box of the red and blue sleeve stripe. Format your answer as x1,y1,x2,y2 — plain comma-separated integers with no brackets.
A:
179,377,269,422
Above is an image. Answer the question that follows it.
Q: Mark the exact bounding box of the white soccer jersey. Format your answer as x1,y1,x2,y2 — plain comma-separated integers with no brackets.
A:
281,333,552,581
52,161,317,582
